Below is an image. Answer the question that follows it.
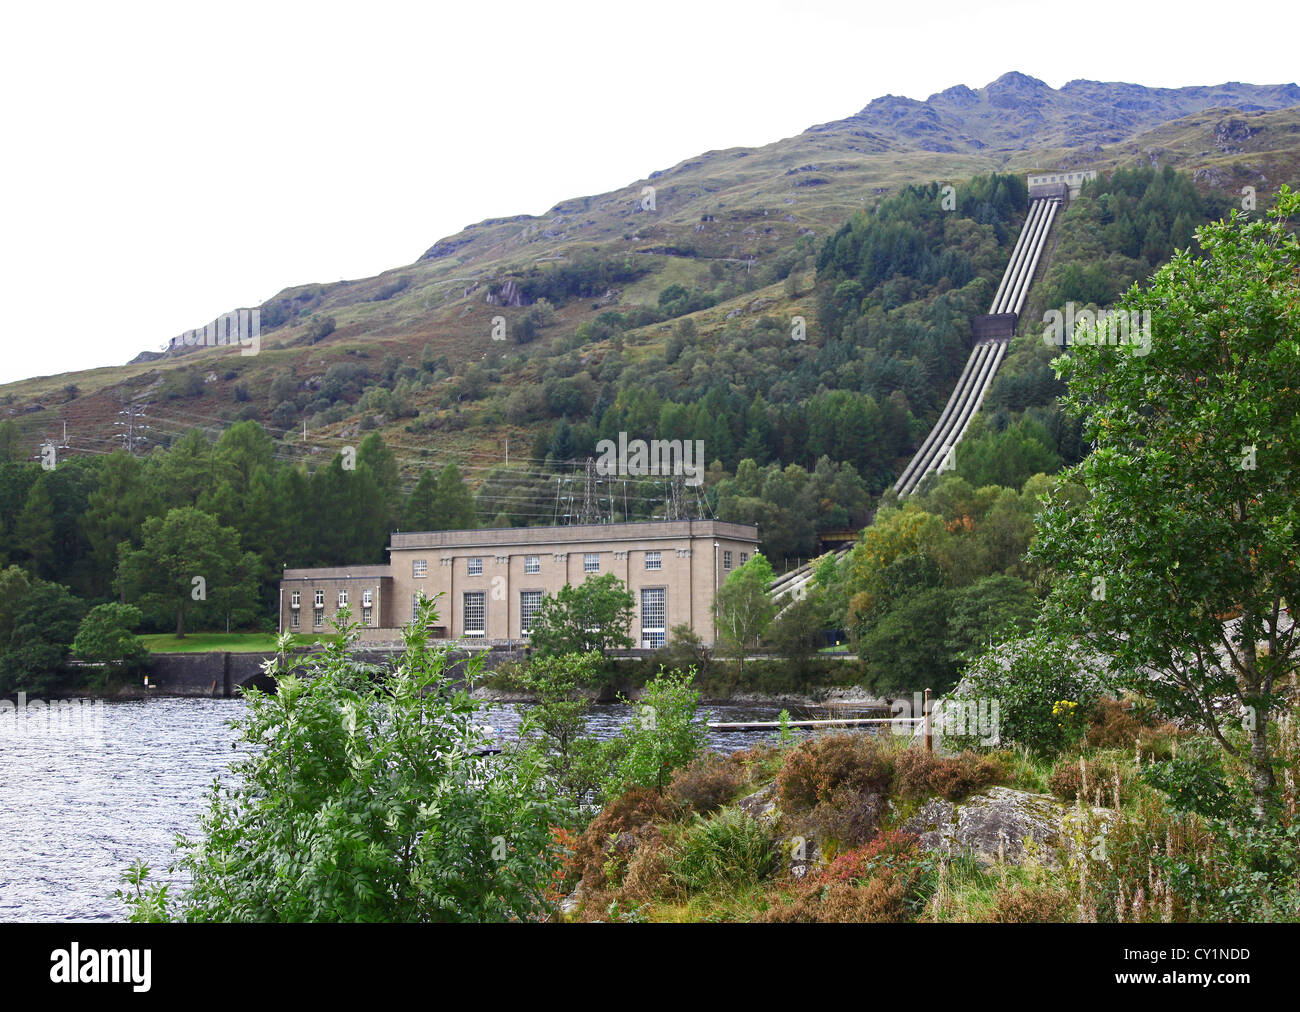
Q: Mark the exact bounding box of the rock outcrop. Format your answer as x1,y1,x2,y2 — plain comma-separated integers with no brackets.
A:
900,786,1114,867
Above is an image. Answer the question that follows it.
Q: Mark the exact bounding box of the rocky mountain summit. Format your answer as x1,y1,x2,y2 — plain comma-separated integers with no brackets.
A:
809,72,1300,152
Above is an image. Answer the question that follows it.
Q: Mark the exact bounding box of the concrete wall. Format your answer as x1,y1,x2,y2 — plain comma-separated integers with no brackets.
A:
144,646,529,697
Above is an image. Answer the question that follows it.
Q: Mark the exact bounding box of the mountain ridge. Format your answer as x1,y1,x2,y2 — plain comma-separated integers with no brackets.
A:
3,74,1299,474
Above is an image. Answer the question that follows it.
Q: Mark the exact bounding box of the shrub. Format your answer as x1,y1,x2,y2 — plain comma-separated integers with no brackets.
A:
777,733,894,850
948,633,1104,755
609,667,708,795
619,827,673,904
1087,696,1181,760
776,733,893,812
817,830,922,884
304,314,336,343
893,748,1005,802
669,807,778,893
668,753,741,814
986,885,1073,922
117,608,564,923
761,833,932,923
1049,755,1131,808
804,784,886,849
568,788,679,892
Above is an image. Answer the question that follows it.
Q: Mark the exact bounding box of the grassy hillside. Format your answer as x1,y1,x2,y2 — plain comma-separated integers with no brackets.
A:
3,90,1298,505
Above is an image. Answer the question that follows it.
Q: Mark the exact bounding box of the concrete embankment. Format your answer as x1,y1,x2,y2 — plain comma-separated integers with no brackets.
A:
69,646,529,699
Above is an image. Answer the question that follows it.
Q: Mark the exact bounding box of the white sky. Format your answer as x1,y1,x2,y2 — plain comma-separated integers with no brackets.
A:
1,0,1294,385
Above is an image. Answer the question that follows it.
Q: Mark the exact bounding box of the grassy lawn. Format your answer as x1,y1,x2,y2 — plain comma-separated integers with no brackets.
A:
140,632,340,653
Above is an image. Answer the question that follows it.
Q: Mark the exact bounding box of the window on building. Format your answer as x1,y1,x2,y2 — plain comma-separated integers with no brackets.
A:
413,592,424,620
338,590,348,608
723,550,733,572
520,590,543,636
313,609,323,630
463,591,486,636
362,590,372,607
524,555,540,574
413,559,428,578
641,588,666,649
740,552,749,565
290,590,301,608
362,607,372,626
583,553,600,573
290,609,300,630
645,551,661,571
314,589,324,608
467,557,483,576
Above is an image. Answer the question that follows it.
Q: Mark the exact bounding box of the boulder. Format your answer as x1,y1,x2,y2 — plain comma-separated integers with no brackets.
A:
900,786,1113,867
736,782,779,825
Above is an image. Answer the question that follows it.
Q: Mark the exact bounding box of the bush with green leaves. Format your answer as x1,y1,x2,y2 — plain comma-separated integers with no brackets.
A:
668,807,778,893
528,572,634,657
946,632,1103,756
72,602,147,671
609,666,708,795
118,604,564,922
513,650,605,807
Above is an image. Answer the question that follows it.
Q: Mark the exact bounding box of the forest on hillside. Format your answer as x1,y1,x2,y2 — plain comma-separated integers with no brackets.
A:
0,167,1245,696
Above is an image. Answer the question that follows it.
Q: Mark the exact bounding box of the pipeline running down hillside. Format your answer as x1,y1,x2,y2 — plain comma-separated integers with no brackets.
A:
893,197,1060,496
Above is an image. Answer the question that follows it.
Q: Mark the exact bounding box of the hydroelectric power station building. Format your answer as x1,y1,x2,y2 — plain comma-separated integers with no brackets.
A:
279,520,760,648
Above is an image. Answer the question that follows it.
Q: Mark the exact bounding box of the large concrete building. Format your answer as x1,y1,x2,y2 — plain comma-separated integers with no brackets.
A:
279,519,761,647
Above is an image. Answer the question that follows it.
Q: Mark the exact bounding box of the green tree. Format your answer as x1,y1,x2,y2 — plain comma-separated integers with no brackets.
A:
116,507,259,638
1031,186,1300,823
512,650,605,806
944,574,1037,662
82,452,155,600
433,462,477,530
862,586,956,694
14,475,55,578
0,420,21,463
119,604,564,922
713,551,777,677
358,433,401,528
0,574,85,694
528,572,634,656
404,468,439,530
72,602,147,671
610,667,708,794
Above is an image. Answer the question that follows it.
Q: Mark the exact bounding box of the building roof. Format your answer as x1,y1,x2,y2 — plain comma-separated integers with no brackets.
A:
282,565,391,581
389,518,759,552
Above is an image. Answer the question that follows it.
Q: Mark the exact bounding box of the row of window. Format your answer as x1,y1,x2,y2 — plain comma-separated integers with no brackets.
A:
407,588,667,646
411,551,666,578
290,590,374,609
289,606,374,630
720,550,749,572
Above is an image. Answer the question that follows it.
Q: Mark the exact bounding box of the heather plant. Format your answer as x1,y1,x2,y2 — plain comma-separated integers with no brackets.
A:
893,748,1005,802
668,753,742,814
776,732,894,849
761,831,934,923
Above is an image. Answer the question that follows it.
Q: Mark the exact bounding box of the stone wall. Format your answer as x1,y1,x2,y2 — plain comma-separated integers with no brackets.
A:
142,645,530,697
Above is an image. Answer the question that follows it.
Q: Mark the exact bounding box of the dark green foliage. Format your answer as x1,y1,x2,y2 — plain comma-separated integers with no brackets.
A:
119,607,565,922
72,602,147,670
529,572,634,657
0,567,86,694
512,251,649,306
668,807,777,892
1036,165,1234,312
